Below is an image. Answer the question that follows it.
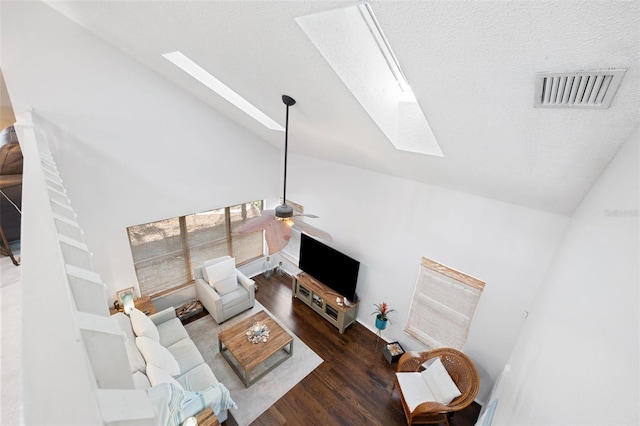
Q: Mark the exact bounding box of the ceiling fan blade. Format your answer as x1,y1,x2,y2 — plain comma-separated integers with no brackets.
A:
292,219,333,242
265,220,292,254
293,213,319,219
232,210,276,234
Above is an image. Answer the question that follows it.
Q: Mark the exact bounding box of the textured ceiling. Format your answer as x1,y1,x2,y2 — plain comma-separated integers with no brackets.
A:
45,1,640,216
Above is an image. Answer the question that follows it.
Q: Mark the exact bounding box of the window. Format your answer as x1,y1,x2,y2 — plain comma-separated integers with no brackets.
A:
405,257,485,350
127,201,263,297
279,199,304,263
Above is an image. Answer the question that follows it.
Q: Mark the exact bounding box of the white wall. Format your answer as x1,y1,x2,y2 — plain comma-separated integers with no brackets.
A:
491,127,639,425
0,1,281,301
285,155,569,402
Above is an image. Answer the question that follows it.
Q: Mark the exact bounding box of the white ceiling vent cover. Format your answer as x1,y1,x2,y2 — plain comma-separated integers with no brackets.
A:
535,69,626,109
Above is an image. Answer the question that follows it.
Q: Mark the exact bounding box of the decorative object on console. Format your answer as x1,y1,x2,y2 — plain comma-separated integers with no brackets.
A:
263,256,274,279
232,95,332,254
122,293,135,315
116,287,136,315
372,302,396,330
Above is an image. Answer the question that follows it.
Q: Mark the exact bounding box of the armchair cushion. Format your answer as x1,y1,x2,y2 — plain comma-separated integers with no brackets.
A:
213,275,239,295
205,258,239,295
396,357,461,411
421,357,461,404
396,373,439,412
220,285,251,309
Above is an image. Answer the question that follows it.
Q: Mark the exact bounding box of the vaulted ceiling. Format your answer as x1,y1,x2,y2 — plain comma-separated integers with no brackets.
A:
45,1,640,216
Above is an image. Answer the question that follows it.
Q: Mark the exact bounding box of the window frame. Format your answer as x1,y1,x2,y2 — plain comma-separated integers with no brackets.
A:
126,200,264,298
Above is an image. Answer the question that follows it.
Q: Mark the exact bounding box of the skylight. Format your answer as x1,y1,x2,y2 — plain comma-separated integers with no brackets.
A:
162,51,284,131
296,3,443,157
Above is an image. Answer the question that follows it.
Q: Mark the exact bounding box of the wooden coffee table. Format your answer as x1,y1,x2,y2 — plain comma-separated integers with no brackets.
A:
218,310,293,387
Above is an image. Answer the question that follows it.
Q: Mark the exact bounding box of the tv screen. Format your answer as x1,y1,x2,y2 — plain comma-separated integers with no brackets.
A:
298,233,360,303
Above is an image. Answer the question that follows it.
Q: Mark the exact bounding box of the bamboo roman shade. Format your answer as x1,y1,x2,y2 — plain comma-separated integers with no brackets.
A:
405,257,485,350
127,201,263,297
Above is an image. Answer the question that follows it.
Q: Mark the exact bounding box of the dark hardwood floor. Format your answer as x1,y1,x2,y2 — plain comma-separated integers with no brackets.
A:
225,273,481,426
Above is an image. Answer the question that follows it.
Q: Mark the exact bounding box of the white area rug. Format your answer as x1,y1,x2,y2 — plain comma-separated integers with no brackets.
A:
185,302,323,426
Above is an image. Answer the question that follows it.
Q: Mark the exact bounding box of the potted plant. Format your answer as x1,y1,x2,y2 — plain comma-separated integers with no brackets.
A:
372,302,396,330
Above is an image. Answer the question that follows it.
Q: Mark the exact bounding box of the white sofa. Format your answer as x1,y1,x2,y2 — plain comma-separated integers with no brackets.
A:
195,256,255,324
112,307,230,423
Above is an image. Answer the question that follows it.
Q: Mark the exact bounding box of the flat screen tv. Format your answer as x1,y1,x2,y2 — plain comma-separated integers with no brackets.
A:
298,233,360,303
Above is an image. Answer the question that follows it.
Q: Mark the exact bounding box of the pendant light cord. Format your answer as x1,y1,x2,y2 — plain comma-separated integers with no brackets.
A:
282,102,290,204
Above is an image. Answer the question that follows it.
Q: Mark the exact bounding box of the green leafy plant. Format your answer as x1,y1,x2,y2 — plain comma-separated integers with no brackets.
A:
372,302,397,324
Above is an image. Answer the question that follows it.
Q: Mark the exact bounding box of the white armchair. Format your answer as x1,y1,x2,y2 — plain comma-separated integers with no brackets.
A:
194,256,255,324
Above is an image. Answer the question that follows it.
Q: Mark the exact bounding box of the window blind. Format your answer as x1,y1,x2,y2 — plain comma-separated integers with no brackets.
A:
127,201,263,297
405,257,485,350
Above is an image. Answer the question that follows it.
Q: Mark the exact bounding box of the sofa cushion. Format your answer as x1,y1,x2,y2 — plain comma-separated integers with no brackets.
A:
156,317,190,348
176,363,219,392
136,336,180,376
166,338,205,375
130,308,160,341
122,332,147,374
146,364,183,389
132,371,152,390
112,312,146,373
220,285,250,310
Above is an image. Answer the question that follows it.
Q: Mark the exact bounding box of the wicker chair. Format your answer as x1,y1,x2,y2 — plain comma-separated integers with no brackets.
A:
393,348,480,426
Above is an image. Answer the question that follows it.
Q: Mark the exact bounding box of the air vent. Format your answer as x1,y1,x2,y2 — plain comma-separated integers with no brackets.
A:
535,69,626,109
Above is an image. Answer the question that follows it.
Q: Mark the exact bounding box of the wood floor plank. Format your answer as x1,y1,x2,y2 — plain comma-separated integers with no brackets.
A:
225,273,481,426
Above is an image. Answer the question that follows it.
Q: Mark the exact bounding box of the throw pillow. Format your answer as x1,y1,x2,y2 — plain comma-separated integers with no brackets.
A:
146,364,183,389
205,258,235,285
205,258,239,295
132,371,152,390
130,308,160,341
213,275,239,295
136,336,180,377
421,357,462,405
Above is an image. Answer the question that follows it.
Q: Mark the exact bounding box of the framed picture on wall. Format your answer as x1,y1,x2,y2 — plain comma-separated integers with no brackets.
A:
116,287,136,305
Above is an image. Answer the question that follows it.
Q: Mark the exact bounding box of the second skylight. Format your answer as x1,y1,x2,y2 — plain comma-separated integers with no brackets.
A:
296,3,443,157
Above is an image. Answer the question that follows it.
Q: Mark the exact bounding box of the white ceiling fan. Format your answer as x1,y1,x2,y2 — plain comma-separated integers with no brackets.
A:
233,95,332,254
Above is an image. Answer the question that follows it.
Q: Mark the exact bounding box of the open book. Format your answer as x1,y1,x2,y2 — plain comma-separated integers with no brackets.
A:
395,356,462,411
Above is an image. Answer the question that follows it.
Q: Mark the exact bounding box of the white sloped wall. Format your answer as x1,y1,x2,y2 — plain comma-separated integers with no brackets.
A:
491,126,639,425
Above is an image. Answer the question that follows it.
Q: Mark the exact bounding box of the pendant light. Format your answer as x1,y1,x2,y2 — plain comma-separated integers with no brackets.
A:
275,95,296,219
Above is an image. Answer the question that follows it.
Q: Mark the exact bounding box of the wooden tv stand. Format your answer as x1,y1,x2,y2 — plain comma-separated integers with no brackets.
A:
292,273,359,334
